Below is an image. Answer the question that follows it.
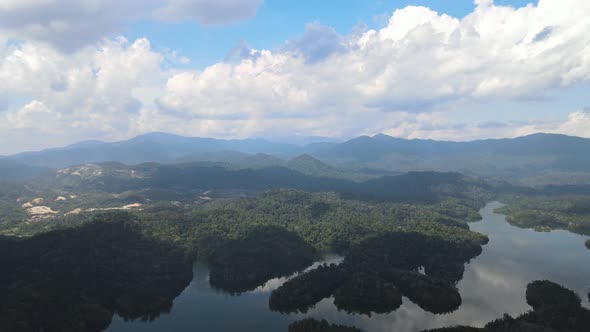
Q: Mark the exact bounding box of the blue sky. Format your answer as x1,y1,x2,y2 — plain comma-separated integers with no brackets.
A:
0,0,588,154
126,0,539,68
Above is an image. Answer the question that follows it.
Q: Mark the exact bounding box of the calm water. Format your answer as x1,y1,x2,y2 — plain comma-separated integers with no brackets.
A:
106,202,590,331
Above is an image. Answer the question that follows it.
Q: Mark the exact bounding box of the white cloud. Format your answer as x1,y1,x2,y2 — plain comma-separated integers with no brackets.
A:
154,0,262,25
156,0,590,128
556,111,590,137
1,0,590,154
5,100,60,132
510,110,590,138
0,0,261,50
0,37,167,153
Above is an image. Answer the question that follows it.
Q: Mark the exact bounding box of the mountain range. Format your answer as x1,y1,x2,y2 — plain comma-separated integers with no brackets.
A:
2,132,590,184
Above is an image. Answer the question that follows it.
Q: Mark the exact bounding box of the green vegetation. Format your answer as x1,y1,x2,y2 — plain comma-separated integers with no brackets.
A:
496,196,590,236
269,263,345,313
0,212,192,332
0,188,490,331
586,239,590,249
270,231,485,315
423,280,590,332
288,318,362,332
0,162,491,238
138,190,487,256
207,226,318,294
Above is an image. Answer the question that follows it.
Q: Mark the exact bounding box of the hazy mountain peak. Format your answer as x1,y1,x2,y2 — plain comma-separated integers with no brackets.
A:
128,132,192,143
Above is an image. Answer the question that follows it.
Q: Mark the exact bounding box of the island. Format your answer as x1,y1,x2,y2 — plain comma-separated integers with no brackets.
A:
423,280,590,331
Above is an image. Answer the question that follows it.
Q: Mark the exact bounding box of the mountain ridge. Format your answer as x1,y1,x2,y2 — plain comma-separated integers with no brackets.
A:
3,132,590,183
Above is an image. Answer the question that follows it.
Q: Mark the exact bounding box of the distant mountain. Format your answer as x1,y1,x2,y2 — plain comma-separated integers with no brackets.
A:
316,133,590,160
284,154,365,180
33,161,492,204
312,133,590,179
4,133,309,168
5,132,590,183
0,161,51,182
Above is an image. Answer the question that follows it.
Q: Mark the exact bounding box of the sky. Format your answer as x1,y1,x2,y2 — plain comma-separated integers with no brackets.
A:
0,0,589,154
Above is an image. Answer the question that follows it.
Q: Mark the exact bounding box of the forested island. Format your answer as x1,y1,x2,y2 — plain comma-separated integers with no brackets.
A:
424,280,590,332
1,158,589,331
495,196,590,238
0,212,192,332
270,231,484,315
0,187,489,331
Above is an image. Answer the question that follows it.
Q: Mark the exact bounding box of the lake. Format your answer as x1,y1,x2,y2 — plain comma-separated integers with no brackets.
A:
106,202,590,331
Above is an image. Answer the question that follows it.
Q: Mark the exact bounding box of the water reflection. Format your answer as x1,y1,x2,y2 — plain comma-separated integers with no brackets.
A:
106,202,590,332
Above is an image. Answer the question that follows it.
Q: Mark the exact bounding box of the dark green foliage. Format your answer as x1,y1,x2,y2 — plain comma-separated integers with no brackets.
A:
270,232,483,315
0,212,192,332
207,226,318,294
270,264,345,313
333,270,403,315
385,269,461,314
585,239,590,249
524,280,587,330
345,172,490,204
288,318,362,332
424,280,590,332
0,187,490,329
136,189,486,256
497,196,590,236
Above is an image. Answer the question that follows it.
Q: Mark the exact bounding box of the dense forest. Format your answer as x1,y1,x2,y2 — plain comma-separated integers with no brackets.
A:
1,157,589,331
0,162,495,238
424,280,590,332
270,231,485,315
0,188,490,331
0,212,192,332
288,318,362,332
495,196,590,236
206,226,318,294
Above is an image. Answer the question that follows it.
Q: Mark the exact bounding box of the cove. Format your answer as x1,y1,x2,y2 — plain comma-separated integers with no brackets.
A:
105,202,590,331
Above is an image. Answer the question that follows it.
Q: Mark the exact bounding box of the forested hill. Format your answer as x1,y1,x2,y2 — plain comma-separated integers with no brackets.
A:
32,162,491,204
316,133,590,161
2,133,313,168
0,160,51,182
4,133,590,183
310,133,590,180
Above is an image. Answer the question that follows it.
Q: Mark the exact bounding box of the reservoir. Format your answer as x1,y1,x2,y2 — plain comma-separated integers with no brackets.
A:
106,202,590,331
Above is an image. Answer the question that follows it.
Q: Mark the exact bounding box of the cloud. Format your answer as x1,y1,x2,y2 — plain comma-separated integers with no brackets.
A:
378,109,590,142
0,37,166,153
158,0,590,118
0,0,262,51
1,0,590,153
477,121,509,129
550,111,590,137
282,23,347,64
532,26,554,43
154,0,262,25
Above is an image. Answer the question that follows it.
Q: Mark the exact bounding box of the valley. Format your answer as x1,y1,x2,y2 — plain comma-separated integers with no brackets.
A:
1,133,590,332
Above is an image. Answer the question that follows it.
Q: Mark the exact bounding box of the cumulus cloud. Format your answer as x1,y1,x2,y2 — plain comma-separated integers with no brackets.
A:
1,0,590,153
0,0,262,50
282,23,347,64
532,110,590,138
0,37,166,153
157,0,590,119
154,0,262,25
378,110,590,142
